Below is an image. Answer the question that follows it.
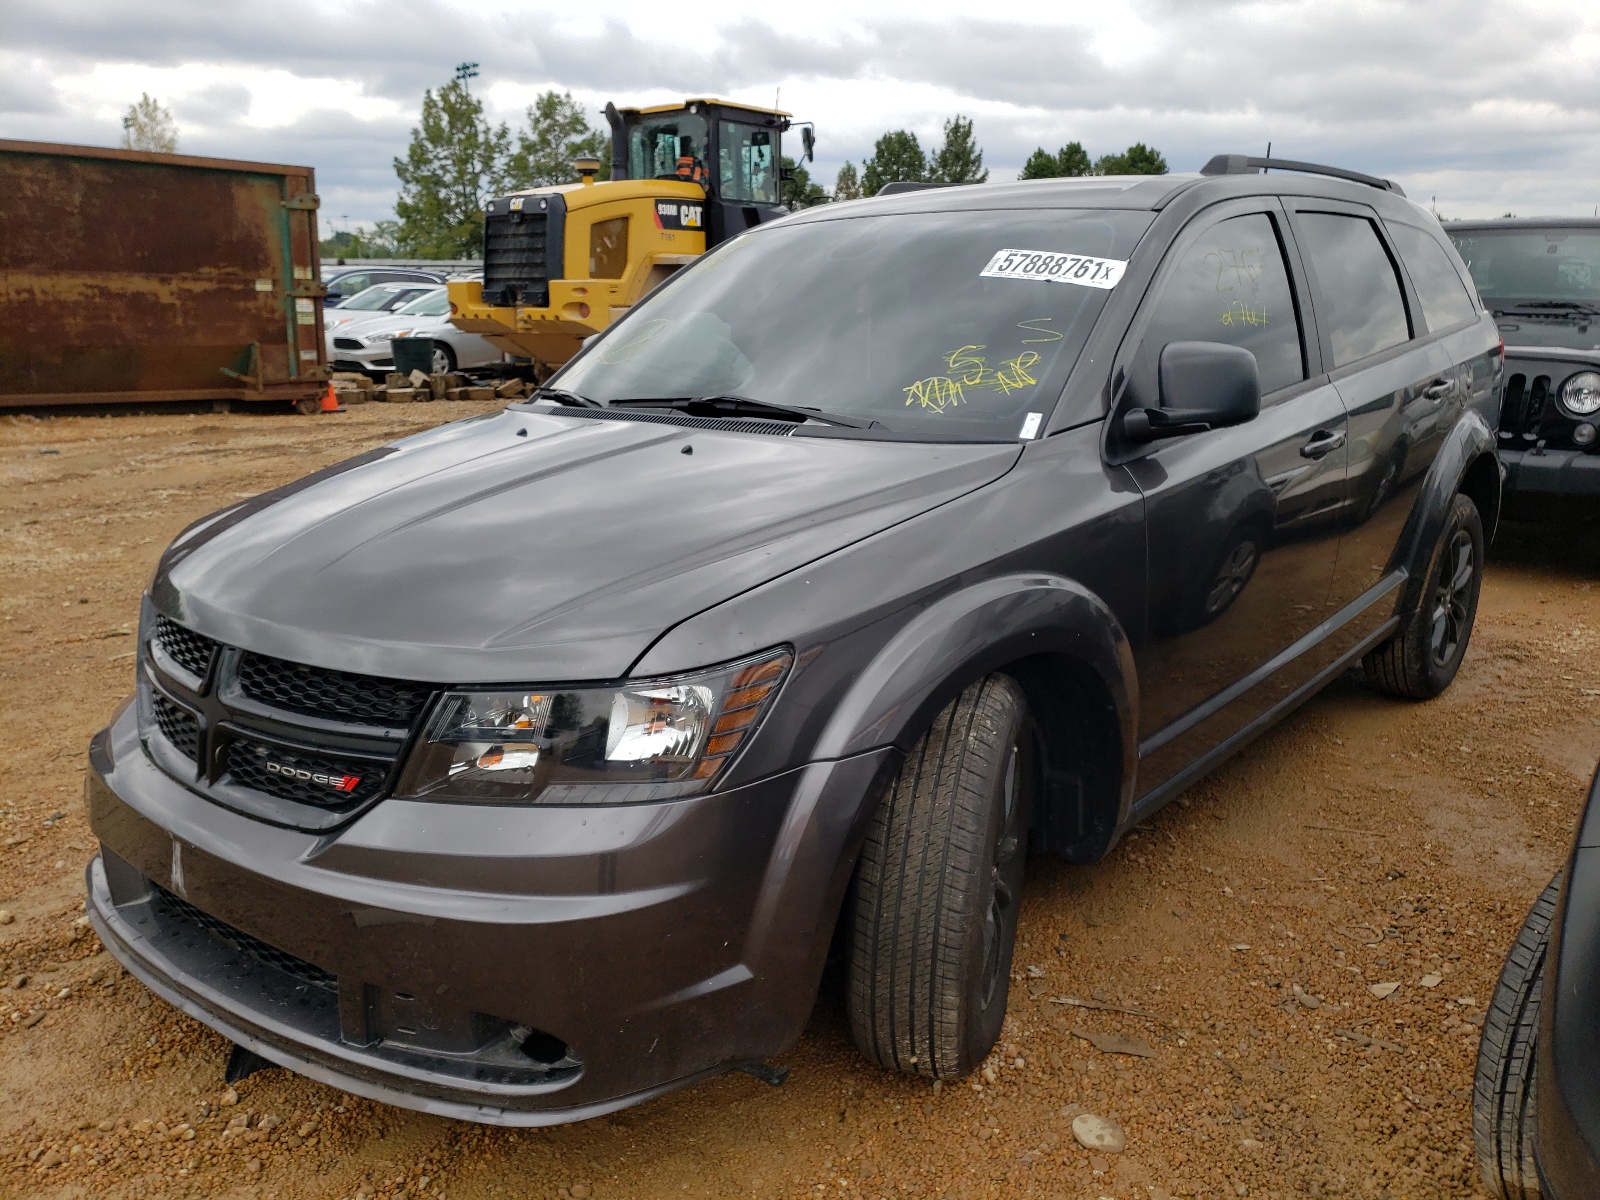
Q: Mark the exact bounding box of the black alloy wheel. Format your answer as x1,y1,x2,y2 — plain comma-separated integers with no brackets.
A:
1364,492,1484,699
846,674,1033,1079
1430,526,1475,668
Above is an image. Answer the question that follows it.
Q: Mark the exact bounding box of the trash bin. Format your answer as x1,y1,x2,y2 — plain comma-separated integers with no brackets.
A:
391,336,435,377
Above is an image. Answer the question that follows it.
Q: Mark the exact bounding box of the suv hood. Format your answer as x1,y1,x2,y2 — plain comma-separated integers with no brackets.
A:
155,408,1021,683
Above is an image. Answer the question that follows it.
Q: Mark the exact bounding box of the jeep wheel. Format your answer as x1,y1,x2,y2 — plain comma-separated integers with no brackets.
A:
1474,873,1557,1200
846,674,1032,1079
1364,491,1484,699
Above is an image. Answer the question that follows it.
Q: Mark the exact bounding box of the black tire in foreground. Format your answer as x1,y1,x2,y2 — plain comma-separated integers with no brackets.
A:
1365,491,1485,699
846,674,1033,1079
1475,873,1560,1200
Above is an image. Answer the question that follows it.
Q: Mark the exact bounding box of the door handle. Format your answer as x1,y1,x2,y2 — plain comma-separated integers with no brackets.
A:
1422,377,1453,400
1300,428,1346,460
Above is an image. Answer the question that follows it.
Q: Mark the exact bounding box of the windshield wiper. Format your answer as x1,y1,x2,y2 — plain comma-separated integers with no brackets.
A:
530,386,600,408
1493,300,1600,318
610,394,880,429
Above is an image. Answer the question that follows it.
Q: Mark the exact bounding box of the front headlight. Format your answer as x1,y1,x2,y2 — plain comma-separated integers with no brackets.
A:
1560,371,1600,416
393,648,791,804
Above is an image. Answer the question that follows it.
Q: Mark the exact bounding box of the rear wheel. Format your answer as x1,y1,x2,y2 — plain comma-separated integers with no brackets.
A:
846,674,1031,1079
1474,873,1558,1199
1364,491,1484,698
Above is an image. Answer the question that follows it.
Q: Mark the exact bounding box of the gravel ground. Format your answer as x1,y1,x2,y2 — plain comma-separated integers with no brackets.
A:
1,404,1598,1200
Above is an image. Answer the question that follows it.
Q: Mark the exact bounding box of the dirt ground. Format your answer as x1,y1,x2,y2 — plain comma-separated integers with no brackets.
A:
2,403,1598,1200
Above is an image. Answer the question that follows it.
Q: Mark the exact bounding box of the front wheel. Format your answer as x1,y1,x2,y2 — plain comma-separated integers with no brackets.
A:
846,674,1032,1079
1364,491,1484,699
431,341,457,376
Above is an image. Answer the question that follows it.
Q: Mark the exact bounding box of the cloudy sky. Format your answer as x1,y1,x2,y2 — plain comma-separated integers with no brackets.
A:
5,0,1600,231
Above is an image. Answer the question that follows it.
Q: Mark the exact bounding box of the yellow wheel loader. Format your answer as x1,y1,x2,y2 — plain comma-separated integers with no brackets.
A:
448,98,813,369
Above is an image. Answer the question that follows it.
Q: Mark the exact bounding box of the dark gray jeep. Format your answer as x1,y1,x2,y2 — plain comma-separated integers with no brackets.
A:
1446,218,1600,504
87,155,1502,1125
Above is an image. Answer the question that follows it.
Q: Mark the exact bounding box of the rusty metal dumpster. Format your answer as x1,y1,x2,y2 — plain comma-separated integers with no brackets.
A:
0,139,327,410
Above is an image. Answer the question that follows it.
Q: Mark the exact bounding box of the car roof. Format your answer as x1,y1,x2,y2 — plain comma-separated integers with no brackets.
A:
786,169,1428,225
1443,217,1600,232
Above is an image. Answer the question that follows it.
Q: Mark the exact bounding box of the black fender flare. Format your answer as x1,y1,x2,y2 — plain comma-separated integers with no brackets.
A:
811,572,1140,828
1388,409,1499,621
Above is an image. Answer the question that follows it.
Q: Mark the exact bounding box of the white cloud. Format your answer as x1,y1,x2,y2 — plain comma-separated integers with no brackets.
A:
4,0,1600,223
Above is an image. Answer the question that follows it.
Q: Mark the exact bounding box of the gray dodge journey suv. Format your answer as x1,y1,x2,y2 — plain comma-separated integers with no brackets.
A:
86,156,1503,1124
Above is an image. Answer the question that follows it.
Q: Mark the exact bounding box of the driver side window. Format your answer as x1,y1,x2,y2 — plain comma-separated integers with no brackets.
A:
1135,212,1305,405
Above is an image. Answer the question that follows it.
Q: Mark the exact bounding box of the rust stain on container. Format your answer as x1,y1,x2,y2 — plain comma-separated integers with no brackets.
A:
0,139,326,408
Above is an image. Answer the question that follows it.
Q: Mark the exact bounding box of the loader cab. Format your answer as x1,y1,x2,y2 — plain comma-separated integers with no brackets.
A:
607,99,792,247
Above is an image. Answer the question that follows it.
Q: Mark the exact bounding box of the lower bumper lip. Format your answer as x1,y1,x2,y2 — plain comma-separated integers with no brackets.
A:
85,699,896,1122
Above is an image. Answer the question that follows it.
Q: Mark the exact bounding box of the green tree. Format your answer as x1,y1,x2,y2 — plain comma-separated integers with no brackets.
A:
505,90,608,188
782,156,828,209
861,130,927,197
393,77,510,258
121,93,177,153
927,114,987,185
1019,141,1091,180
833,161,862,201
1094,142,1168,176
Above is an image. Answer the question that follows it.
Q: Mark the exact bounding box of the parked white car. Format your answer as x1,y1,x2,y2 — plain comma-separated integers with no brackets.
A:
326,288,504,376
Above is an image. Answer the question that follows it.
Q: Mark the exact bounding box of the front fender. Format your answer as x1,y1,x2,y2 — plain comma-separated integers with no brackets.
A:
1389,408,1498,620
811,572,1138,825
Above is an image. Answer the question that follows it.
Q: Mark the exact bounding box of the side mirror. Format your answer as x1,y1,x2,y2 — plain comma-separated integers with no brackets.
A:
801,126,815,163
1124,341,1261,442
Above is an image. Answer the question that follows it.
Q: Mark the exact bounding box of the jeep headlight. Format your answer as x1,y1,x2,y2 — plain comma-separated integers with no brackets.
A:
1560,371,1600,417
393,648,790,804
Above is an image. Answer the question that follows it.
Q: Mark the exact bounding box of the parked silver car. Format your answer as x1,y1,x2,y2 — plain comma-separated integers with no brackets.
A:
326,288,504,376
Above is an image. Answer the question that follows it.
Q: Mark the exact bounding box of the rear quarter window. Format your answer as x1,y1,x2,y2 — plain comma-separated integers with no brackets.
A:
1389,224,1479,331
1296,212,1411,368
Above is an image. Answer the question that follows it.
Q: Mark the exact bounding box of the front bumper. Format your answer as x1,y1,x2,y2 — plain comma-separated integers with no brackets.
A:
86,699,893,1124
1500,448,1600,497
1535,765,1600,1196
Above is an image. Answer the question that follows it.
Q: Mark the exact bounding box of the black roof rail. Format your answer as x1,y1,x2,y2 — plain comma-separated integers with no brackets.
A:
1200,154,1405,197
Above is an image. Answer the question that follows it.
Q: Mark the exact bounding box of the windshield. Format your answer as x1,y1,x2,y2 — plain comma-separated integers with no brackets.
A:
629,113,710,180
552,209,1153,438
342,285,421,312
396,287,449,317
1448,228,1600,306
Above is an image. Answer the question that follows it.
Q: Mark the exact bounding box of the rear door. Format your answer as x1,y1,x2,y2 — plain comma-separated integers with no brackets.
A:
1285,202,1457,612
1123,199,1349,795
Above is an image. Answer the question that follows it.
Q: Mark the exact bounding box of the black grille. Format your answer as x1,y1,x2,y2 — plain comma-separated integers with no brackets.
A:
236,650,432,727
151,693,201,762
153,614,217,679
224,736,386,809
484,211,550,306
153,885,337,993
333,337,363,350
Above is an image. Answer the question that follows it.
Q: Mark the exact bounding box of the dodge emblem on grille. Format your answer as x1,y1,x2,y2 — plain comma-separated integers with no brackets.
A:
263,759,361,792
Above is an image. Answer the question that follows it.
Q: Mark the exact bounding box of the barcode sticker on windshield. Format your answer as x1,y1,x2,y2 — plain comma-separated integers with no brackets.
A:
980,249,1126,290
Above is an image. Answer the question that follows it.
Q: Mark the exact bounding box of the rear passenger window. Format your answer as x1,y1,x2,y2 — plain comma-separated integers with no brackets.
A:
1388,224,1479,331
1137,212,1305,401
1296,213,1410,367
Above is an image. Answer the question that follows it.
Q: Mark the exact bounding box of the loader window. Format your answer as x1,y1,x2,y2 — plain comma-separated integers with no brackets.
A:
590,217,629,279
630,114,709,181
718,122,778,204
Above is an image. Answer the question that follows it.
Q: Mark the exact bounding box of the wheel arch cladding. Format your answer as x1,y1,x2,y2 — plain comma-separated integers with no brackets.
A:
1391,408,1499,620
811,573,1138,863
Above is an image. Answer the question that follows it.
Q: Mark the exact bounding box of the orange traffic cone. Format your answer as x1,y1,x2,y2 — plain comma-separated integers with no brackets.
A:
319,383,344,413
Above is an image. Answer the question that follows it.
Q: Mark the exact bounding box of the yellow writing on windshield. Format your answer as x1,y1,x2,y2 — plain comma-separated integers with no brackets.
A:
904,345,1042,413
